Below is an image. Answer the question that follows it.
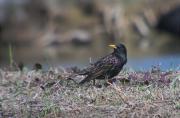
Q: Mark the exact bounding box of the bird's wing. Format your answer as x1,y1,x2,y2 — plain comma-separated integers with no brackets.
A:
80,55,114,76
77,65,94,75
79,63,114,84
89,62,114,78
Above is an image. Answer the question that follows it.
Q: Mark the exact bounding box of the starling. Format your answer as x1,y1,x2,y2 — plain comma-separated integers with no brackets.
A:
78,43,127,85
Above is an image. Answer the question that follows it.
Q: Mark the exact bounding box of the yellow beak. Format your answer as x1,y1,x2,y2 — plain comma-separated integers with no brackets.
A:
108,44,117,49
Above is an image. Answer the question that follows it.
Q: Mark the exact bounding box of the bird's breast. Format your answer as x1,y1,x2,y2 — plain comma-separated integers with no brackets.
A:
110,57,122,65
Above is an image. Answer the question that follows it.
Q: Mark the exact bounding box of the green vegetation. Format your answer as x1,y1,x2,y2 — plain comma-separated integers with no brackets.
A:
8,43,13,66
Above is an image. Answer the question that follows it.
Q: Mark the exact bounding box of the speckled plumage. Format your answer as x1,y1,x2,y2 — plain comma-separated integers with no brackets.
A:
79,43,127,85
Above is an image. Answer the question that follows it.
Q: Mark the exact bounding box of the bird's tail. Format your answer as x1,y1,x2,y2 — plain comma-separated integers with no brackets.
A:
79,76,91,85
77,70,88,75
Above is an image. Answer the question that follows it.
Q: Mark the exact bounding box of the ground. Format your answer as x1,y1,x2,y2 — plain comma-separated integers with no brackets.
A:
0,66,179,118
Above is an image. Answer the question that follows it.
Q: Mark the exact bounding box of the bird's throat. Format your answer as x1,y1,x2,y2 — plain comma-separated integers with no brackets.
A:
114,52,127,64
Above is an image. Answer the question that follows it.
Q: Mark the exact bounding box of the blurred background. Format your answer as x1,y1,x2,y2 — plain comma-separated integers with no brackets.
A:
0,0,180,70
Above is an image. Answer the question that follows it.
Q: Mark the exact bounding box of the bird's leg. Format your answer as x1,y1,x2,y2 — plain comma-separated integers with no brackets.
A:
93,79,96,86
108,78,116,84
104,75,110,86
105,75,108,82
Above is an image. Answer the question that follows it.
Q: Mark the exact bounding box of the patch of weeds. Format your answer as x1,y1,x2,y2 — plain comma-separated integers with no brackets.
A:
137,83,153,92
42,88,52,97
12,80,26,97
141,86,156,101
137,85,147,91
144,90,153,101
38,105,55,117
175,102,180,110
170,76,180,89
38,97,59,118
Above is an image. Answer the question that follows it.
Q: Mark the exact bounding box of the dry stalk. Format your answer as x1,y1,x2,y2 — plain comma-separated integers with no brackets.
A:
107,82,129,105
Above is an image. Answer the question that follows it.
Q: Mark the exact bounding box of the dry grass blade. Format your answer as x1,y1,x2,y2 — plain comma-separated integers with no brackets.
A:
107,81,129,105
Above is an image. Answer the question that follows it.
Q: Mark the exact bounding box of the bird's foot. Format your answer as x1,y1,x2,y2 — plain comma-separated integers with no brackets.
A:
104,78,117,87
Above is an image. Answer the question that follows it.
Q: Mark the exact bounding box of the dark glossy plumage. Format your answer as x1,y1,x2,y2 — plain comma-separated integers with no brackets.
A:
79,43,127,85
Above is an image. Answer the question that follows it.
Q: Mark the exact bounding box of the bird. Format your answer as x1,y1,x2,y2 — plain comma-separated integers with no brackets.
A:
78,43,127,85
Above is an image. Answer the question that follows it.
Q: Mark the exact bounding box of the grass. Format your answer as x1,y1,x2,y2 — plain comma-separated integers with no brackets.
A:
8,43,14,67
0,65,179,118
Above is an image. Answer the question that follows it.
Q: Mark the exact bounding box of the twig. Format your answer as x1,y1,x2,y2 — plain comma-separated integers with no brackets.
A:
107,82,129,105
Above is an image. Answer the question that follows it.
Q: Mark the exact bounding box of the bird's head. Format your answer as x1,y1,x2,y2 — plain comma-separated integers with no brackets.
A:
109,43,127,62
